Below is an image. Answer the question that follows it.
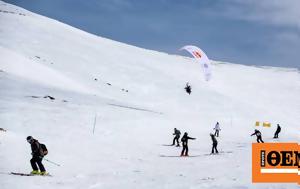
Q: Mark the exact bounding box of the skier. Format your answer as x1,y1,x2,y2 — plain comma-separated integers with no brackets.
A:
180,132,196,156
213,122,221,137
172,128,181,147
273,124,281,138
210,133,218,154
184,83,192,95
251,129,264,143
26,136,47,175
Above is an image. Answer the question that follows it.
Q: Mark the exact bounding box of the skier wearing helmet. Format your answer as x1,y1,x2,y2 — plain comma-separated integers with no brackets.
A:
26,136,47,175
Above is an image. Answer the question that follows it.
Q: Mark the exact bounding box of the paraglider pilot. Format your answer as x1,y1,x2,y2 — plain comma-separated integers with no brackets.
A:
184,83,192,95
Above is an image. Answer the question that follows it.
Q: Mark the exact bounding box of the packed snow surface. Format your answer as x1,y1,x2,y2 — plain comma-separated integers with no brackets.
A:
0,1,299,188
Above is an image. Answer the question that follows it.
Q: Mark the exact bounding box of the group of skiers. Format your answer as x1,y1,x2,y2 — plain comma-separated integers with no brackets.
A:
250,124,281,143
25,124,282,174
172,122,221,156
172,123,282,156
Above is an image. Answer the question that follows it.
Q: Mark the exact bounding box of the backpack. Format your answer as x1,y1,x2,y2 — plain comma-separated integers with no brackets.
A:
40,143,48,156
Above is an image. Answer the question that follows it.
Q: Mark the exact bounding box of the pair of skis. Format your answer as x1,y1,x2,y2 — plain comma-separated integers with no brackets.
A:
7,172,52,177
160,151,233,158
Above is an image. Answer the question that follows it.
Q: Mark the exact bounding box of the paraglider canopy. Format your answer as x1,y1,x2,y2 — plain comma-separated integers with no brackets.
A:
180,45,212,81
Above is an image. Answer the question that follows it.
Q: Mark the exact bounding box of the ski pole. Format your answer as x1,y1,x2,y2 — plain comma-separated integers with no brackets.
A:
93,113,97,134
44,158,61,166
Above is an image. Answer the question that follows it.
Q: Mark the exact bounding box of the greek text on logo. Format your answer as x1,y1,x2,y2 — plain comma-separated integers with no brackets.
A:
252,143,299,184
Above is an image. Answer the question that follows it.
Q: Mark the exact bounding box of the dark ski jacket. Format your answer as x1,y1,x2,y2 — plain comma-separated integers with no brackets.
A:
181,135,195,145
184,85,191,94
211,135,218,144
251,130,262,137
276,125,281,133
30,139,43,157
173,129,181,138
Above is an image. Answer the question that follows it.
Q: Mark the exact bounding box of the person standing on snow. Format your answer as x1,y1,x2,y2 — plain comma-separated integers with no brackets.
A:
184,83,192,95
181,132,196,156
210,133,219,154
214,122,221,137
273,124,281,138
251,129,264,143
26,136,47,175
172,128,181,147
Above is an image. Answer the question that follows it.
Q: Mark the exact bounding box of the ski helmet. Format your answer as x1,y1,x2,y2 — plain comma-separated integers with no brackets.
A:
26,136,33,143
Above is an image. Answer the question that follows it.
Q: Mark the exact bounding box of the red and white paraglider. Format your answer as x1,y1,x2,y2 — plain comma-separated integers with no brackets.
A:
180,45,212,81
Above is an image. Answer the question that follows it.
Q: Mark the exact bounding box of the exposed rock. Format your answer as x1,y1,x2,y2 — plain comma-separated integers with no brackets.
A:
44,95,55,100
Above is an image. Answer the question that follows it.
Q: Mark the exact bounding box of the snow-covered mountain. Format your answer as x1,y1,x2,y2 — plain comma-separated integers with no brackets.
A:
0,1,299,189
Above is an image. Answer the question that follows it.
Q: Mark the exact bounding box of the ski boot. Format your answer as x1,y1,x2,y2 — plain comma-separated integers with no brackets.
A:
40,171,47,176
30,170,40,175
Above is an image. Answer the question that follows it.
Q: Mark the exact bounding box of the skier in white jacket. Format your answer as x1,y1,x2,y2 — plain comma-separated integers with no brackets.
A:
214,122,221,137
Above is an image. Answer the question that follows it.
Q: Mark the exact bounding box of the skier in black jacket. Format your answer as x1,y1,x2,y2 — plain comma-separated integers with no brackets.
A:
251,129,264,143
273,124,281,138
26,136,46,175
181,132,196,156
210,133,218,154
172,128,181,147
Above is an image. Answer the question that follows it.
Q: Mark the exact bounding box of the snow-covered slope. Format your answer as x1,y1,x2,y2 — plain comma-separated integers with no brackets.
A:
0,1,299,189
